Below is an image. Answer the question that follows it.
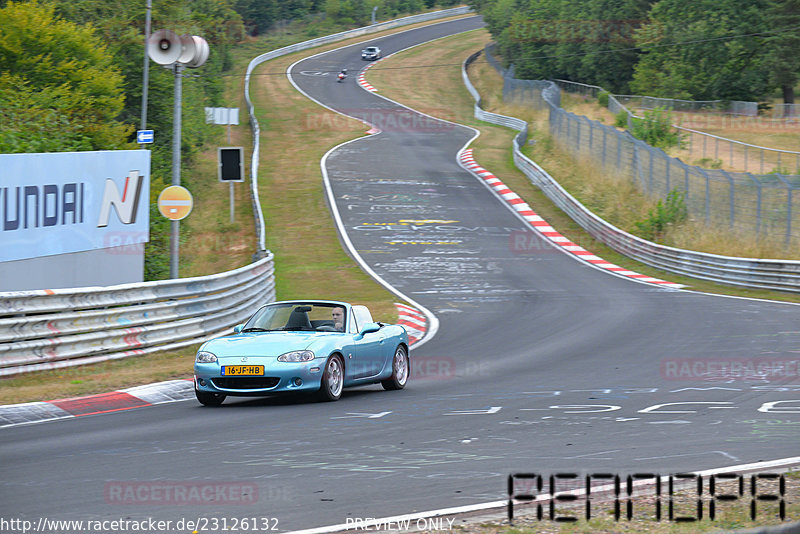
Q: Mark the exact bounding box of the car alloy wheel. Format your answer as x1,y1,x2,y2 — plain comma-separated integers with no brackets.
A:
382,346,408,390
319,354,344,401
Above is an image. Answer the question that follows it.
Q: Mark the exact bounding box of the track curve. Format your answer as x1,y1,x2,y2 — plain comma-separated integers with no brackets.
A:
1,16,799,532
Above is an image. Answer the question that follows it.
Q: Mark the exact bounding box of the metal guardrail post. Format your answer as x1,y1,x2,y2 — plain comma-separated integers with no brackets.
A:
746,173,762,235
721,169,735,228
789,187,794,247
700,168,711,223
772,173,794,246
665,156,671,196
685,166,690,203
602,126,607,167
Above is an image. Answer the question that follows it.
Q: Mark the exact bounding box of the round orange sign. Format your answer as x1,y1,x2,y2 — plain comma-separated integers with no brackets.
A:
158,185,193,221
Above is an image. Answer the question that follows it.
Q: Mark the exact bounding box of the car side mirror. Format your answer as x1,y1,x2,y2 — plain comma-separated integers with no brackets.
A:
359,322,381,335
233,324,244,334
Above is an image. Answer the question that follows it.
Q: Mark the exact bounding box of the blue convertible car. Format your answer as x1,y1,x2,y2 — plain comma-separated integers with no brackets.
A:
194,300,410,405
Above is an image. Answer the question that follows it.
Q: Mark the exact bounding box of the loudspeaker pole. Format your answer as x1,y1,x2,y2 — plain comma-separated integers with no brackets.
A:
148,29,209,279
170,63,183,279
140,0,152,131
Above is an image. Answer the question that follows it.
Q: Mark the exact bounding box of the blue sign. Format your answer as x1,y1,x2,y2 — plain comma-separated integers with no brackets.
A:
137,130,154,144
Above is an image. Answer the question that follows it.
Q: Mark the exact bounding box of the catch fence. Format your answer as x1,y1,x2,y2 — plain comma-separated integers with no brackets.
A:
464,51,800,293
485,45,800,247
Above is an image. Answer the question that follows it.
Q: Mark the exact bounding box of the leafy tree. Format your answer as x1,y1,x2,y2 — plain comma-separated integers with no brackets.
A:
0,0,132,152
235,0,280,35
571,0,654,93
471,0,653,93
762,0,800,104
631,0,772,101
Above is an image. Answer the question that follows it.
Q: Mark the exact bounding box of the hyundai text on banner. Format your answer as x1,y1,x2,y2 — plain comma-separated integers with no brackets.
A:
0,150,151,262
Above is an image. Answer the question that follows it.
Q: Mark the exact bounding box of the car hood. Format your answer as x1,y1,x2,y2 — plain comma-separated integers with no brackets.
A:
204,332,329,358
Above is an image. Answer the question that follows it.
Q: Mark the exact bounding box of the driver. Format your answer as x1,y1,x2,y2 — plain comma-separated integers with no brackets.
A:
331,306,345,331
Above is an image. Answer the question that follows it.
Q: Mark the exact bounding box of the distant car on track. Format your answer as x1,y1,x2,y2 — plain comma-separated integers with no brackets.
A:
361,46,382,60
194,300,410,405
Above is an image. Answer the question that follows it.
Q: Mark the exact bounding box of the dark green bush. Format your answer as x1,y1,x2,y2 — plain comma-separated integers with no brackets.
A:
634,189,688,241
630,107,683,149
614,109,630,128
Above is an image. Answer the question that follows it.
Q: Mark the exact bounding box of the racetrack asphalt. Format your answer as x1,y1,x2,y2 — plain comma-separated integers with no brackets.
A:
1,16,799,532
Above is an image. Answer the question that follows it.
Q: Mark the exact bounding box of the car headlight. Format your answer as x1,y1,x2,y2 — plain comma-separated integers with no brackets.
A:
277,350,315,362
195,351,218,363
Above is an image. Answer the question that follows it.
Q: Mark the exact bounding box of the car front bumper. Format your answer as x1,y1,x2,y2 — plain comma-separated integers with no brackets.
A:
194,360,324,396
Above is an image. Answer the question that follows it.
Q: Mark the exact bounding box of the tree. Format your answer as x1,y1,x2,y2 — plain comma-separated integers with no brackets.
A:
0,0,132,152
631,0,772,101
762,0,800,104
470,0,654,93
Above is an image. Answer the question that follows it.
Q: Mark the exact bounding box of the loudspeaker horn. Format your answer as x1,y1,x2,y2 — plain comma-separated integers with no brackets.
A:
184,36,210,68
177,34,197,64
148,29,181,65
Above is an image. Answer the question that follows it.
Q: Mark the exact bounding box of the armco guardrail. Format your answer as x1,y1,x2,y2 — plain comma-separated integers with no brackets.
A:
463,51,800,293
0,256,275,376
244,6,472,253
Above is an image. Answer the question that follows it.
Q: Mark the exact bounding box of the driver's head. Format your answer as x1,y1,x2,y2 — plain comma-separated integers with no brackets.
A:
332,307,345,330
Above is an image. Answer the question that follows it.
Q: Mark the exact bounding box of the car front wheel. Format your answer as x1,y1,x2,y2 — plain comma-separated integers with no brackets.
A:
196,388,226,406
318,354,344,401
382,346,409,390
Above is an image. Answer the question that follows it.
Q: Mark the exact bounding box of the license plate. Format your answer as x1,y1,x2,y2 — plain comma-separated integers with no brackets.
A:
221,365,264,376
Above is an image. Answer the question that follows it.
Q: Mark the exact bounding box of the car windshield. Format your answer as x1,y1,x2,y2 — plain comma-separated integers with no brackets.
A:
243,303,346,332
365,47,377,52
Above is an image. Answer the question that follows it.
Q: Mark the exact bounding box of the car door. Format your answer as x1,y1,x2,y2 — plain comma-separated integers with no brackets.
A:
350,306,386,379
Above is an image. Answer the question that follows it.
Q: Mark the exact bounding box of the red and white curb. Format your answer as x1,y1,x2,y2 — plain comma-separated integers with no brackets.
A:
357,56,389,93
358,60,386,133
458,149,685,289
0,379,193,428
395,303,427,345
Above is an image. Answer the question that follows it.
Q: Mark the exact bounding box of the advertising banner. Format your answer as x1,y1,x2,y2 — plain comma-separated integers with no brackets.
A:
0,150,150,262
